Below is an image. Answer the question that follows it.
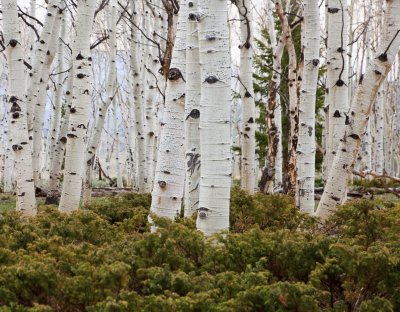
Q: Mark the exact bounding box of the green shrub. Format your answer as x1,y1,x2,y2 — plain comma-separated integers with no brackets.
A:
0,192,400,311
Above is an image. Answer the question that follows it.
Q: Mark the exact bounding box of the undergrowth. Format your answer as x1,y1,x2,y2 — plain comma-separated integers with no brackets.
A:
0,189,399,311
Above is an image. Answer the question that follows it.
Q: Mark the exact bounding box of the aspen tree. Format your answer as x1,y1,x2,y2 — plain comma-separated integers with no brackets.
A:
2,0,37,214
150,0,187,221
196,0,232,235
184,0,201,217
32,8,62,185
296,0,320,213
325,0,349,178
59,0,97,212
46,9,66,197
316,0,400,220
237,0,256,193
25,0,61,137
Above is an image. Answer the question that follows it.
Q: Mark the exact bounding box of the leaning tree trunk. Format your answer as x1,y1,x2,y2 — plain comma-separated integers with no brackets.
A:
296,0,320,213
59,0,97,212
316,0,400,220
196,0,232,235
1,0,37,215
184,0,201,217
150,0,187,222
237,0,256,194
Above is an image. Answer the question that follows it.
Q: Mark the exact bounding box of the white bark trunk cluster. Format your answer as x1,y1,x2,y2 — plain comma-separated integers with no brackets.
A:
317,0,400,220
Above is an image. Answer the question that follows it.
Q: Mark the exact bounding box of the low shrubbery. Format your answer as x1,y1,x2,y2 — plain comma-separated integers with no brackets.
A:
0,189,399,311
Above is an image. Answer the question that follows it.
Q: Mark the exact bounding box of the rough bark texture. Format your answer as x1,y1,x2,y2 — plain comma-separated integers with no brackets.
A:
2,0,37,215
150,0,187,222
196,0,232,235
59,0,97,212
184,0,201,217
296,0,320,213
238,0,256,194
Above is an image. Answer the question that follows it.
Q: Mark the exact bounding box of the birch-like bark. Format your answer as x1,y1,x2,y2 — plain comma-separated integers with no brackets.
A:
32,8,62,185
25,0,61,134
130,10,146,192
46,10,66,194
316,0,400,220
59,0,97,212
2,0,37,214
296,0,320,213
184,0,201,217
150,0,187,221
237,0,256,193
374,86,385,174
326,0,349,178
196,0,232,235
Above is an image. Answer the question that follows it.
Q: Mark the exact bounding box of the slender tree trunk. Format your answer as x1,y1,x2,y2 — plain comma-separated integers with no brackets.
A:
184,0,201,217
59,0,97,212
316,0,400,220
237,0,256,193
296,0,320,213
32,8,62,185
2,0,37,214
196,0,232,235
326,0,349,178
150,0,187,222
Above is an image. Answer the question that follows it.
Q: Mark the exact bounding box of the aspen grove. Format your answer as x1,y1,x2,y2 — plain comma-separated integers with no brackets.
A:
1,0,400,231
2,0,400,309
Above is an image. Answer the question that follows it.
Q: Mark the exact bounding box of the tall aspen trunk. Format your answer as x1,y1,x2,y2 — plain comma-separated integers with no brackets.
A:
46,10,66,195
374,86,385,174
196,0,232,235
150,0,187,222
184,0,201,217
25,0,61,136
316,0,400,220
2,0,37,214
59,0,97,212
326,0,349,178
130,11,146,192
237,0,256,193
32,9,62,185
296,0,320,213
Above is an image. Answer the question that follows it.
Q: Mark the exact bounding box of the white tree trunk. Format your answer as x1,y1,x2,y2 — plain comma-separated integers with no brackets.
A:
46,11,66,195
59,0,97,212
25,0,61,134
2,0,37,214
32,8,62,185
374,86,385,174
150,0,187,221
196,0,232,235
316,0,400,220
326,0,349,178
296,0,320,213
184,0,201,217
238,0,256,193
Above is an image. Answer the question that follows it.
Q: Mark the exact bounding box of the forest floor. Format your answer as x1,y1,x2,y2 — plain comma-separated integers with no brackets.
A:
1,188,400,310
